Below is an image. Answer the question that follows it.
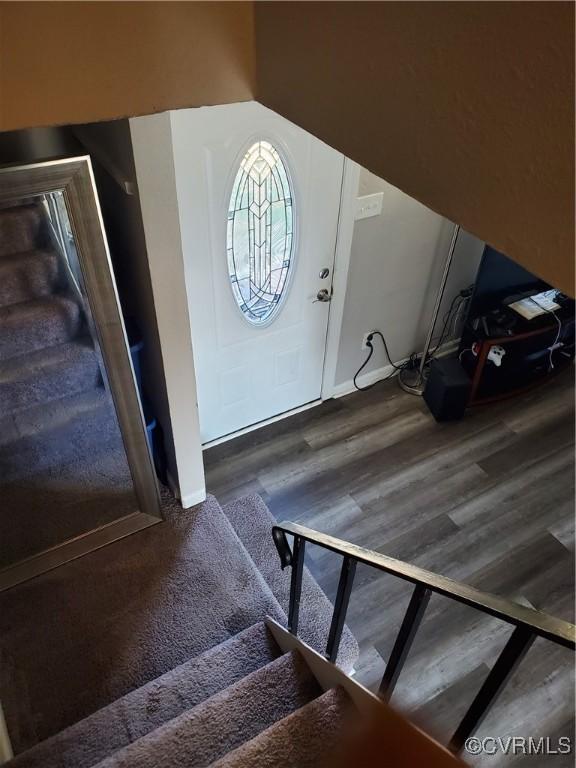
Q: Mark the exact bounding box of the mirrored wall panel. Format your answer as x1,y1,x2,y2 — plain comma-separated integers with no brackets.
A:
0,159,161,588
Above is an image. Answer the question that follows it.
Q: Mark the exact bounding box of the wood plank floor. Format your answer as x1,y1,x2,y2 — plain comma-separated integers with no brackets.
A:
205,369,575,766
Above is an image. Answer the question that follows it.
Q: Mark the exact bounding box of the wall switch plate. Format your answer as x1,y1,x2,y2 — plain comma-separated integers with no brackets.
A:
355,191,383,220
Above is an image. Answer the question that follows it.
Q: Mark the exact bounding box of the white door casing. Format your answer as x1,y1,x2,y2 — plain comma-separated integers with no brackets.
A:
170,102,344,443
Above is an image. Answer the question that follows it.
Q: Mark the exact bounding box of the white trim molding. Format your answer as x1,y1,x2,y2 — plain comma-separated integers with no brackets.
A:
321,158,361,400
166,469,206,510
331,361,404,399
179,488,209,510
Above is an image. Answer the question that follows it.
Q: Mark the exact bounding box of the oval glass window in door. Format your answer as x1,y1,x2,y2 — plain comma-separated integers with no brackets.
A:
227,140,294,325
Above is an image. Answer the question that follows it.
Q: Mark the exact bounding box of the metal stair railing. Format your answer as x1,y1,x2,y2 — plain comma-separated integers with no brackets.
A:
272,521,576,753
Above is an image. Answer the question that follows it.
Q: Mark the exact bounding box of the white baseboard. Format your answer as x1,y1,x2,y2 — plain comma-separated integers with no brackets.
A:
331,360,406,399
330,339,461,400
166,470,206,510
180,488,207,509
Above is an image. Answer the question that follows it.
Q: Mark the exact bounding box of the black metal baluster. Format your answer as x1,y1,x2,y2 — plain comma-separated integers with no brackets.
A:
325,556,357,663
287,536,305,634
379,583,431,700
450,625,536,752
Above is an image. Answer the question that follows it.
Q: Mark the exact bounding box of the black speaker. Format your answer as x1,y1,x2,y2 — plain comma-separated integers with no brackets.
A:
423,358,471,422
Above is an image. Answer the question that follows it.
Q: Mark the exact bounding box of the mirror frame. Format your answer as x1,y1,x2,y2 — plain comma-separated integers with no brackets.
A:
0,157,162,590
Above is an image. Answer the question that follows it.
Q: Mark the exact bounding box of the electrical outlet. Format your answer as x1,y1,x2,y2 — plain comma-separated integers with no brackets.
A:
362,332,373,350
355,192,384,220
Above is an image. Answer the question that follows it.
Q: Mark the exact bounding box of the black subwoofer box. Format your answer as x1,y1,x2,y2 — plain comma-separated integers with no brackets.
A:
423,358,471,422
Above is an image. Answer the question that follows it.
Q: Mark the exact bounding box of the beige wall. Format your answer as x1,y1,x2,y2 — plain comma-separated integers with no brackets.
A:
0,1,573,293
255,1,575,294
0,2,255,130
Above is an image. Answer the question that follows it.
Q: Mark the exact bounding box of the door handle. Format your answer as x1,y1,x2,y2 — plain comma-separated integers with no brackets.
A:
314,288,332,303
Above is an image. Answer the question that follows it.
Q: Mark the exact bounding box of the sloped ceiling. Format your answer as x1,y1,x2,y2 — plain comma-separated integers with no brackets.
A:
0,1,573,292
0,2,256,128
255,1,575,294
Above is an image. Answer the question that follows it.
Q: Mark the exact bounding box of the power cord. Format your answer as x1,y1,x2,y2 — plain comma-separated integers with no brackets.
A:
531,294,563,371
353,331,407,392
428,285,475,363
546,311,562,370
354,285,476,393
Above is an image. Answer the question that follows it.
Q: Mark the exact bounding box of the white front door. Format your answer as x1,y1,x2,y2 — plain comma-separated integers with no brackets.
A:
170,102,344,444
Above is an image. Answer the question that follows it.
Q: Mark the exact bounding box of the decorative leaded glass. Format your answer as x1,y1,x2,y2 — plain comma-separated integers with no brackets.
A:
227,140,294,325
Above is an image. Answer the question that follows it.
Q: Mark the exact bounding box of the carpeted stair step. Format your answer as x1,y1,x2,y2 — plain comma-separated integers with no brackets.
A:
0,494,288,754
0,205,44,258
0,339,101,418
0,295,82,360
8,622,282,768
211,687,354,768
223,495,359,671
0,249,61,308
92,651,322,768
0,388,122,481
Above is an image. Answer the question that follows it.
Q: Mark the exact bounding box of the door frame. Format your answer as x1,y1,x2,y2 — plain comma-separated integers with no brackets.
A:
321,158,360,399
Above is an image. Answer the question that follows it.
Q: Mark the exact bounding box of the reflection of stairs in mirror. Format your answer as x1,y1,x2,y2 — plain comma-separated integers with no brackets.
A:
0,202,136,570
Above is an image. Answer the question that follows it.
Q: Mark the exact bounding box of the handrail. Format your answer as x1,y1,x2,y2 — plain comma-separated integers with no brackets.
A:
273,521,576,649
272,520,575,753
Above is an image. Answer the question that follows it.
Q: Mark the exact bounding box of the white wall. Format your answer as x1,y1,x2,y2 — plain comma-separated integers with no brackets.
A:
130,113,206,508
334,168,484,389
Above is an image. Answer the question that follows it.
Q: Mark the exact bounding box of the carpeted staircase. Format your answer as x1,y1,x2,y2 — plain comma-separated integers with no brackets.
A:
0,492,359,768
0,202,136,568
0,203,361,766
6,626,353,768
